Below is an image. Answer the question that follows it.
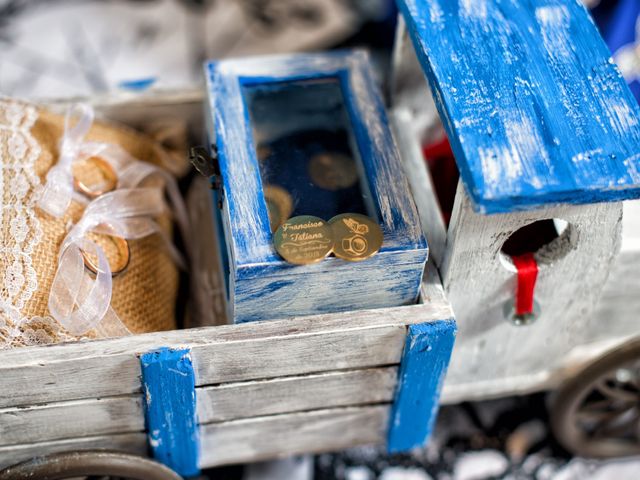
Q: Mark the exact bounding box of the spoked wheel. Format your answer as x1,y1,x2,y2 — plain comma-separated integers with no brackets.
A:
551,339,640,458
0,451,182,480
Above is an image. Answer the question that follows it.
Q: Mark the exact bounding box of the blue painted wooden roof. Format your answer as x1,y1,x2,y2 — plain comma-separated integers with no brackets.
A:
398,0,640,214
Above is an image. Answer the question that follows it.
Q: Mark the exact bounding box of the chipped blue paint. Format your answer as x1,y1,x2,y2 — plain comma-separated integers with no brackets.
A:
140,348,199,477
388,320,457,453
232,258,425,323
204,51,428,322
397,0,640,214
118,77,157,91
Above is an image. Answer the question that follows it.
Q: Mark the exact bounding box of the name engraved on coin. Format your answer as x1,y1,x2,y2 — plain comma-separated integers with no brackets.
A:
264,184,294,232
308,152,359,191
328,213,383,262
273,215,334,265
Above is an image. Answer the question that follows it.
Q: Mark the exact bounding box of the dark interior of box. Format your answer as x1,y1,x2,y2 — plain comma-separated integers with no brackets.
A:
242,77,377,230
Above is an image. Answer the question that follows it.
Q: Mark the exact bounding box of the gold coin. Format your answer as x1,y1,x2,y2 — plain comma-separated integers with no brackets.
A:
329,213,383,262
264,185,294,232
256,144,272,161
273,215,333,265
308,152,359,190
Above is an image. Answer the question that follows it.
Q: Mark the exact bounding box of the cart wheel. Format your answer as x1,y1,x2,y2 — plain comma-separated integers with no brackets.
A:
551,339,640,458
0,450,182,480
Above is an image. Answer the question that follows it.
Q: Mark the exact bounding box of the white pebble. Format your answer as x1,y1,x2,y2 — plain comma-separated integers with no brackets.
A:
379,466,433,480
345,466,374,480
453,450,508,480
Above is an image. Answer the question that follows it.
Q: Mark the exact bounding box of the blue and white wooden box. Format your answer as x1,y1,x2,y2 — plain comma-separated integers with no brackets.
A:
204,50,428,323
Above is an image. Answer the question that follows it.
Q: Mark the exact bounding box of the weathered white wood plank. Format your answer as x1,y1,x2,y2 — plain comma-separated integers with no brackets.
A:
48,88,205,132
192,324,406,388
0,367,397,448
0,298,452,409
199,405,389,468
0,433,147,470
0,396,143,447
0,405,389,470
390,17,447,268
197,367,397,423
421,259,447,306
186,176,228,328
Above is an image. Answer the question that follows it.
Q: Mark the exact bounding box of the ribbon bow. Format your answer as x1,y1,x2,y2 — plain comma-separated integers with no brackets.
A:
38,104,94,217
50,188,166,336
42,104,189,336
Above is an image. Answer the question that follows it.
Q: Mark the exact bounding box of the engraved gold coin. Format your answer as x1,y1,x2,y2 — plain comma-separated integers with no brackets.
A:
264,185,294,232
273,215,333,265
328,213,383,262
308,152,359,190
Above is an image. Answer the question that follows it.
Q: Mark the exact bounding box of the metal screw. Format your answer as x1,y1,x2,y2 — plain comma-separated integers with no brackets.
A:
504,300,540,326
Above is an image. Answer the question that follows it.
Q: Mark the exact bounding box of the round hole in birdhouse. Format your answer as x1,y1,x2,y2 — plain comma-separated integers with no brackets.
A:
498,218,572,273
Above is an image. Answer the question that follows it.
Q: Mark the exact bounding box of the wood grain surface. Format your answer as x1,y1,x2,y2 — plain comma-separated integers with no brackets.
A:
0,406,390,470
199,405,389,467
397,0,640,213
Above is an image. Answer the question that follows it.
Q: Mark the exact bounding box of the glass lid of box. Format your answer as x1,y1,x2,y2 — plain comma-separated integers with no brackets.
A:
242,77,376,233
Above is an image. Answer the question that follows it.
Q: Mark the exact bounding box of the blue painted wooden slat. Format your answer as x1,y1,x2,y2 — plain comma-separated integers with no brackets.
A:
140,348,200,477
398,0,640,214
388,319,456,453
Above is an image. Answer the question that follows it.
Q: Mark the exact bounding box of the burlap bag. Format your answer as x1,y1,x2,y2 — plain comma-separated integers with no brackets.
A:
0,98,179,348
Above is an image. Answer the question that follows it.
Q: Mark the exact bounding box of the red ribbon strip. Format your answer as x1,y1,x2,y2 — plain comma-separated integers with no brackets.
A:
422,134,453,158
511,253,538,315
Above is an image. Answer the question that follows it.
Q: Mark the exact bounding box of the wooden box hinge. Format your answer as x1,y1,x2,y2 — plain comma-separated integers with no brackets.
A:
190,145,222,190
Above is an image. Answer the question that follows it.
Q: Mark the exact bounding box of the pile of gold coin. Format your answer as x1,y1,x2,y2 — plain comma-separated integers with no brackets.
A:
263,151,360,233
273,213,383,265
264,185,294,233
308,152,359,191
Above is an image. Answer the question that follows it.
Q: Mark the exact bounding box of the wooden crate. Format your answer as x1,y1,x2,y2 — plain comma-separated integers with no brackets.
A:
0,261,453,472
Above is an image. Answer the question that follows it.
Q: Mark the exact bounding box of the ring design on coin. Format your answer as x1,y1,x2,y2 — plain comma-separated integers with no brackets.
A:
329,213,383,262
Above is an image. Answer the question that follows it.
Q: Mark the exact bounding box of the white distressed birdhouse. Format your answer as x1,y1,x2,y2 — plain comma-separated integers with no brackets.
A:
392,0,640,399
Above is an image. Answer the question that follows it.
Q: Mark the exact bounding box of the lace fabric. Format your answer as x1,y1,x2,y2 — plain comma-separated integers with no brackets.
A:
0,99,49,347
0,99,181,348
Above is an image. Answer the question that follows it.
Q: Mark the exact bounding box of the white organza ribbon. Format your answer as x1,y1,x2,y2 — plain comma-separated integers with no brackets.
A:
38,104,190,249
50,188,167,336
95,143,190,252
38,104,94,217
42,104,189,336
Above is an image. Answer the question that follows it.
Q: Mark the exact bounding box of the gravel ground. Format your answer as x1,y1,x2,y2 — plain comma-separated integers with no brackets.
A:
312,394,640,480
